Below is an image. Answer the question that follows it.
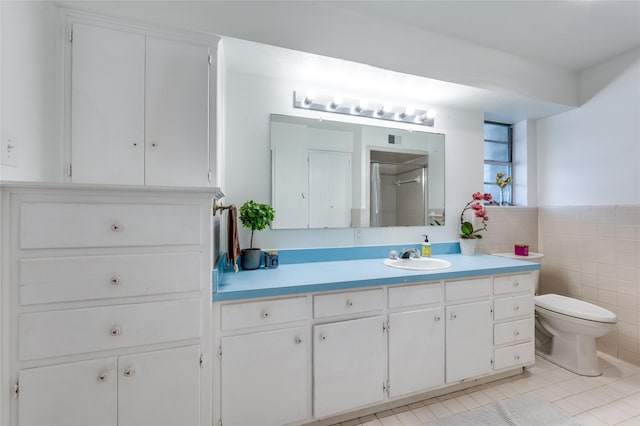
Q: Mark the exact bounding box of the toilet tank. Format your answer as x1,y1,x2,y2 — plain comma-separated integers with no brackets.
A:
492,252,544,294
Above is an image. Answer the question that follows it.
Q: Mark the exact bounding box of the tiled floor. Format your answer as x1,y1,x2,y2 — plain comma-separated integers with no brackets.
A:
329,353,640,426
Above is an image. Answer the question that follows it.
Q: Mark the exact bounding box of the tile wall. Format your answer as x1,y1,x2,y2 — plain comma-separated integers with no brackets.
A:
476,206,539,255
538,205,640,366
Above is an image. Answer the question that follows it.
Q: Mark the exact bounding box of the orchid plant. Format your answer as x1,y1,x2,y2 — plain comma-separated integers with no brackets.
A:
459,192,492,239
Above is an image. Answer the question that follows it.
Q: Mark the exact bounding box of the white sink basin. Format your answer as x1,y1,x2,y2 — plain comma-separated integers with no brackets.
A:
384,257,452,271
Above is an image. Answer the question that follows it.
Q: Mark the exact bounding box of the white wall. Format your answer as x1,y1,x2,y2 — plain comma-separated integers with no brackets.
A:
222,48,484,250
537,49,640,206
56,1,579,108
0,1,61,182
512,119,537,207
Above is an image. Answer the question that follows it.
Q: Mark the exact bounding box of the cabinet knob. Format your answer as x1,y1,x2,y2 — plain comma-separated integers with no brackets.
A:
97,372,109,382
110,326,121,336
110,276,121,286
434,316,441,321
514,305,520,311
514,330,520,336
320,334,327,341
514,354,520,360
151,142,157,147
123,368,135,377
514,281,520,287
110,223,122,232
450,313,457,320
346,300,353,308
133,142,138,147
262,311,270,319
295,337,303,344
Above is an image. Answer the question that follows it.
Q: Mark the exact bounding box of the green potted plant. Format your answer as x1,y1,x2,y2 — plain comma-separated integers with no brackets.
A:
239,200,275,270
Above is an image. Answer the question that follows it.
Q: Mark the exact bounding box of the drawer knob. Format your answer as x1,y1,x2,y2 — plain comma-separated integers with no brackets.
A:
320,334,327,341
450,313,457,320
514,282,520,287
514,354,520,360
97,372,109,382
110,326,121,336
514,305,520,311
123,368,135,377
434,316,441,321
514,330,520,336
110,223,122,232
110,276,121,286
262,311,270,319
346,300,353,308
295,337,303,344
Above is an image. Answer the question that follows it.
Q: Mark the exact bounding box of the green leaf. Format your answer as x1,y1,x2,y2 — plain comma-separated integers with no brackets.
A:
460,221,474,236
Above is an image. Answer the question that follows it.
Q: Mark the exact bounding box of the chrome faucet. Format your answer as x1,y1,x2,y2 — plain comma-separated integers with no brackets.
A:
400,248,421,259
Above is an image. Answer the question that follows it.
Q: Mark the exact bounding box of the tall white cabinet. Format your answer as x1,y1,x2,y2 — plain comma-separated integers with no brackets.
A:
68,18,218,187
0,183,217,426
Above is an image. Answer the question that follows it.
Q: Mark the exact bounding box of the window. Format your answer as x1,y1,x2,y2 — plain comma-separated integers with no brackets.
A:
484,121,512,205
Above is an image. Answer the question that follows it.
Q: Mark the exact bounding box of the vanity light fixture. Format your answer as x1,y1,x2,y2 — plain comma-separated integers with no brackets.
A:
330,95,343,109
293,90,435,126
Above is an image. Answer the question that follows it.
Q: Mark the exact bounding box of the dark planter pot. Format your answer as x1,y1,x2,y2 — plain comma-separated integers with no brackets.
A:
241,248,262,270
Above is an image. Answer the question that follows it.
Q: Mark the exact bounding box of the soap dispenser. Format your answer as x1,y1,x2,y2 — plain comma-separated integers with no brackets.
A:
421,235,432,257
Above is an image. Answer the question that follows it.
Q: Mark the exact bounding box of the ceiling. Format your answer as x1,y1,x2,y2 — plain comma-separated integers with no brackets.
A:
329,1,640,72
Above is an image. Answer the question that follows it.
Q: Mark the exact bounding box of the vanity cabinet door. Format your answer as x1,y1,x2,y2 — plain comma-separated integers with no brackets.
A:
18,357,118,426
313,316,385,418
388,307,444,397
445,300,493,383
221,327,309,426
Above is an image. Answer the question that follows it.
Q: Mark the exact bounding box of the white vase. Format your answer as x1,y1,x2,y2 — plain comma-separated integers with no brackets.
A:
459,239,476,256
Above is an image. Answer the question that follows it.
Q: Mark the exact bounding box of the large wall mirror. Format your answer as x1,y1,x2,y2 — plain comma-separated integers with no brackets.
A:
271,114,445,229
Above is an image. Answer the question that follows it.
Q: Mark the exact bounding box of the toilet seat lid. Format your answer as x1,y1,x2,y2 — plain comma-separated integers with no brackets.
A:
535,294,617,323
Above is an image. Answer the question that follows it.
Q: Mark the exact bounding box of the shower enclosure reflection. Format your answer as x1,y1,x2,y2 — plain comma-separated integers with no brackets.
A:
270,114,445,229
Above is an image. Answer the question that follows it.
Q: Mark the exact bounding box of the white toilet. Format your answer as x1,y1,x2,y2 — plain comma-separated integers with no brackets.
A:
493,252,617,376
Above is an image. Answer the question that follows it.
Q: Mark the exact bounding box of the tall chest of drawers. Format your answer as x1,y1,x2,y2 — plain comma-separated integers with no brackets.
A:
0,183,217,426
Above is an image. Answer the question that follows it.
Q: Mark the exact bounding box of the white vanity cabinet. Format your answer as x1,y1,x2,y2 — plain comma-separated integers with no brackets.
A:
387,283,444,397
0,184,216,426
68,19,218,187
212,272,537,425
218,296,310,426
445,278,493,383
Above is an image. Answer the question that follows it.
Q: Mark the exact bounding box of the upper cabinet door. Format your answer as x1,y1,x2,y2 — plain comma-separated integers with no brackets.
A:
71,23,145,185
145,37,210,187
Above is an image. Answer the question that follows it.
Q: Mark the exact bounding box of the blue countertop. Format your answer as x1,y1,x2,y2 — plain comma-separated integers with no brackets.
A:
213,246,540,301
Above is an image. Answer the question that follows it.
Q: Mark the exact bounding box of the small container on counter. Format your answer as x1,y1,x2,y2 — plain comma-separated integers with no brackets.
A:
514,244,529,256
264,250,279,269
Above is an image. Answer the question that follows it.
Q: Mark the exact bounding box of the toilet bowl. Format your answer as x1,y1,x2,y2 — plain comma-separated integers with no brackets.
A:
535,294,616,376
492,252,617,376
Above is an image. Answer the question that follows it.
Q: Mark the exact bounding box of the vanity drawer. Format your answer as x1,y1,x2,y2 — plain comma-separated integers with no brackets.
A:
19,252,201,305
494,295,534,321
494,318,534,346
221,296,309,331
494,274,534,295
19,201,201,249
19,299,201,360
314,288,384,319
445,278,492,301
493,341,534,370
388,282,442,308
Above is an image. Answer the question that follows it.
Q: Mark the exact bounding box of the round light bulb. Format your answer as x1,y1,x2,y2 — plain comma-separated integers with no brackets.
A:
425,110,436,119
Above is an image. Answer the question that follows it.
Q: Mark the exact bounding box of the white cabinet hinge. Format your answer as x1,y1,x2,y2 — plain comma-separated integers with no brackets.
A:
208,54,212,66
68,27,73,43
383,381,390,395
218,346,222,360
200,353,204,368
67,163,72,177
208,170,212,182
218,419,222,426
14,381,19,399
383,320,389,333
